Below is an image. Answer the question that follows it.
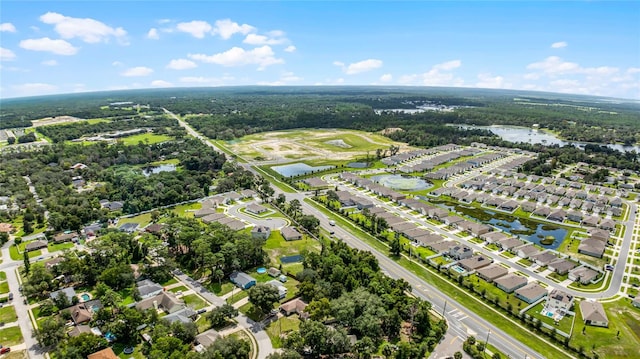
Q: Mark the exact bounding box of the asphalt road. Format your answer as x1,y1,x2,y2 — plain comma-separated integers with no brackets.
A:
287,191,550,359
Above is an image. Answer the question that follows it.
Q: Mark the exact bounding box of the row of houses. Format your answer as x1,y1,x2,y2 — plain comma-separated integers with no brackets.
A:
424,152,506,180
381,144,460,166
397,148,480,173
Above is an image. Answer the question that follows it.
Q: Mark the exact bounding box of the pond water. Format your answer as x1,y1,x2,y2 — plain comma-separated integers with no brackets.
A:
454,124,640,153
371,174,432,191
432,199,567,249
142,164,177,176
272,163,333,177
348,162,370,168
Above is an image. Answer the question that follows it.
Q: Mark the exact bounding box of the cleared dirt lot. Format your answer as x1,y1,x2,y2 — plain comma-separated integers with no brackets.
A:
227,129,413,162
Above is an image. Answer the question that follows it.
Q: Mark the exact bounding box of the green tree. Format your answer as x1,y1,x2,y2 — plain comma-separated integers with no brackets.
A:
205,336,251,359
34,317,66,347
298,215,320,235
266,350,302,359
248,283,280,316
390,236,402,257
23,249,31,275
55,333,108,358
206,303,238,328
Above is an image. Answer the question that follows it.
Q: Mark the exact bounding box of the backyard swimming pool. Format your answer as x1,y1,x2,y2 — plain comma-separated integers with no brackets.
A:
451,265,466,274
80,293,91,302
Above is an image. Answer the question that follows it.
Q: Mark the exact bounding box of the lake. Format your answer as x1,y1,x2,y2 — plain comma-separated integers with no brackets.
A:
454,124,640,153
431,199,567,249
142,164,176,176
271,163,333,177
371,174,432,191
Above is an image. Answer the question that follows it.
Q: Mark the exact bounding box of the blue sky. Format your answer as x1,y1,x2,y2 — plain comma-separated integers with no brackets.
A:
1,1,639,99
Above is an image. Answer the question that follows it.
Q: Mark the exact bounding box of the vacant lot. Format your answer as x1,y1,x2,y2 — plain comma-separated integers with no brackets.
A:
227,129,412,162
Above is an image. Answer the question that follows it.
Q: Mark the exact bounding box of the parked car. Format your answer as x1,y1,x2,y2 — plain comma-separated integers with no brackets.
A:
0,347,10,354
7,293,12,301
197,309,207,314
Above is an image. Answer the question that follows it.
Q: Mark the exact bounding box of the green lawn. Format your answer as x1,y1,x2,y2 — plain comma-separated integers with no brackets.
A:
183,293,208,309
161,277,178,286
118,213,152,228
0,306,18,323
0,282,9,294
112,343,146,359
118,133,173,146
570,299,640,358
263,231,321,267
525,302,573,334
171,202,202,217
266,314,301,348
238,302,263,322
0,326,23,346
48,242,75,252
168,285,188,293
208,281,236,296
227,289,249,305
0,272,6,281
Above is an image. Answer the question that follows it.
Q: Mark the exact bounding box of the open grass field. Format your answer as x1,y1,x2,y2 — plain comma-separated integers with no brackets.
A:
0,326,23,346
226,129,413,162
266,314,301,348
263,231,321,269
118,133,173,146
182,293,208,309
118,213,152,228
0,306,18,323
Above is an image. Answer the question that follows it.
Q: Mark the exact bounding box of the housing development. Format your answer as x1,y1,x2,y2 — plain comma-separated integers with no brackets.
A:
0,88,639,359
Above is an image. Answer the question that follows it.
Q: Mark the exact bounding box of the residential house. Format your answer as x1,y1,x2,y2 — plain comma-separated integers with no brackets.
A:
136,291,185,314
268,267,281,277
25,240,48,252
429,241,458,253
458,255,491,272
281,227,303,241
480,231,509,244
533,207,551,217
581,216,599,227
494,274,528,293
531,251,557,266
354,197,375,210
266,280,288,299
516,244,540,259
195,329,221,352
599,219,616,232
246,203,268,215
578,239,606,258
569,267,599,284
145,223,164,234
194,208,217,218
303,177,329,188
498,237,524,251
164,307,197,324
44,257,65,270
230,271,257,290
200,213,226,224
520,202,536,213
547,258,578,275
632,297,640,308
579,301,609,327
50,287,77,303
499,200,519,212
449,245,473,260
280,298,309,319
546,289,574,311
515,283,547,304
119,223,138,233
547,209,566,222
240,189,257,199
88,348,118,359
68,325,92,337
567,211,583,222
53,232,78,243
442,216,464,226
136,279,164,299
67,303,94,325
476,264,508,282
251,225,271,240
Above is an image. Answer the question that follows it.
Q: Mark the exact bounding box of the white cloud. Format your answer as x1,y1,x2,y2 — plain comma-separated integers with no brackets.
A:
151,80,172,87
260,71,304,85
158,19,172,24
626,67,640,74
476,73,509,89
189,46,283,70
121,66,153,77
0,23,16,32
0,47,16,61
39,12,127,44
526,56,580,75
379,74,393,83
213,19,255,39
243,33,287,45
176,20,212,39
166,58,197,70
398,60,464,86
19,37,78,55
551,41,567,49
147,28,159,40
433,60,461,71
523,73,540,80
112,61,124,67
41,60,58,66
335,59,383,75
284,45,296,53
12,83,58,96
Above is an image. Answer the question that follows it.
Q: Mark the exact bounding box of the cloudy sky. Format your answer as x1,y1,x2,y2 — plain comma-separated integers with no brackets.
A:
1,1,639,99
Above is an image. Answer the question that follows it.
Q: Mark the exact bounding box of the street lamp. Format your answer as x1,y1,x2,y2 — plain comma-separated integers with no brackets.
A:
484,329,491,356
